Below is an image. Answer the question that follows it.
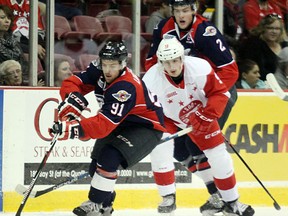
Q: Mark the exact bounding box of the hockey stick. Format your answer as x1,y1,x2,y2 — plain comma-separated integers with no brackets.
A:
159,126,192,144
15,133,59,216
266,73,288,101
225,137,281,210
15,127,193,198
15,172,90,198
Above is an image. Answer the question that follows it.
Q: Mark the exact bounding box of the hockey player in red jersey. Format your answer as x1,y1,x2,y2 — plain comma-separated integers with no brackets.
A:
2,0,46,59
143,37,255,216
51,41,166,216
144,0,239,214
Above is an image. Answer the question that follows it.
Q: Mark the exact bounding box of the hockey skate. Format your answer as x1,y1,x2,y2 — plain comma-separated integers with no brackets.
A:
200,193,224,216
223,200,255,216
73,200,104,216
73,192,115,216
102,191,116,216
157,193,176,215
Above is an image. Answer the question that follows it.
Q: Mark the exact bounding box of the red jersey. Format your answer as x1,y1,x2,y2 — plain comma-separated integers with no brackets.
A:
270,0,288,14
243,0,283,31
60,61,166,139
2,0,44,38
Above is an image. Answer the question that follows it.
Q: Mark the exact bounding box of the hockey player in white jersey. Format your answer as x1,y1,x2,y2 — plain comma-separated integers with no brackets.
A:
142,37,255,216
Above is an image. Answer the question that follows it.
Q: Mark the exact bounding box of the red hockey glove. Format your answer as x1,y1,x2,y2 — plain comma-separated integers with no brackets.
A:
58,92,89,121
189,110,215,136
50,120,84,140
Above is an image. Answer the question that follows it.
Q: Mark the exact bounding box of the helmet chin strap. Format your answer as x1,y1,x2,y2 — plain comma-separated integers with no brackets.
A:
118,61,127,77
121,61,127,69
191,2,197,11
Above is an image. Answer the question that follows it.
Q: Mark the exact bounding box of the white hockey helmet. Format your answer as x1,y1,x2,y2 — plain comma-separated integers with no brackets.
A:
156,36,184,61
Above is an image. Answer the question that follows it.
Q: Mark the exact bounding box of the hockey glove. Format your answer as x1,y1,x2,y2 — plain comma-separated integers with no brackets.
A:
51,120,84,140
58,92,89,121
189,110,215,136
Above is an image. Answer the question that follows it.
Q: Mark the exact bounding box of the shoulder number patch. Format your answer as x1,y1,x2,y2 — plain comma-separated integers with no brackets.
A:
112,90,131,102
203,26,217,36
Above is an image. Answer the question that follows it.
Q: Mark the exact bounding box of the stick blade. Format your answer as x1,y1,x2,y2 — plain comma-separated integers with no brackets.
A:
15,184,36,198
266,73,288,101
273,202,281,210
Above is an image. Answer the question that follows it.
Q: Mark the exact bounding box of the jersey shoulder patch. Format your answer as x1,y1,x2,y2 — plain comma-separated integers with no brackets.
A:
112,90,132,102
203,26,217,36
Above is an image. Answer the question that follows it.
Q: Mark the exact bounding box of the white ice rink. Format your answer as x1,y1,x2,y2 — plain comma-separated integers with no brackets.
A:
2,207,288,216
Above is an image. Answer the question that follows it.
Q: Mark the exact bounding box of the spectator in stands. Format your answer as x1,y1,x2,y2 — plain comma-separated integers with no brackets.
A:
54,38,98,63
239,13,287,81
269,0,288,32
141,0,149,16
236,59,268,89
2,0,46,61
145,0,171,34
220,0,243,49
237,0,246,7
96,6,122,23
37,58,73,87
0,59,44,86
0,60,23,86
54,58,73,87
274,47,288,89
242,0,283,34
0,5,27,68
39,0,83,20
109,0,119,10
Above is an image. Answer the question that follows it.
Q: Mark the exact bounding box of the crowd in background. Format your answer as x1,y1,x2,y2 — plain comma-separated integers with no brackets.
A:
0,0,287,89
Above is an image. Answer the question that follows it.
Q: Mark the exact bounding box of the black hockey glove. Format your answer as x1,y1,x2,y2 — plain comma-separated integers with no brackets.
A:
58,92,89,121
50,120,84,140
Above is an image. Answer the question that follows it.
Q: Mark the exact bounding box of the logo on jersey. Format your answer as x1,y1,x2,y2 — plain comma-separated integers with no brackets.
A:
166,91,178,98
117,135,133,147
186,33,194,44
112,90,131,102
205,129,221,139
15,17,29,37
179,100,202,124
203,26,217,36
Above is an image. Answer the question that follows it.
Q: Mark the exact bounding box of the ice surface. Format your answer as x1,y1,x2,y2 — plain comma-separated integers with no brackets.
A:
2,207,288,216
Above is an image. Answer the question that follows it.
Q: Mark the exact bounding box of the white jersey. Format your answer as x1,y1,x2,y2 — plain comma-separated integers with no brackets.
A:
142,56,230,130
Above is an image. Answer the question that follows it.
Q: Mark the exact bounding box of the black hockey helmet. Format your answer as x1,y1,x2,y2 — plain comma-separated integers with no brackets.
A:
99,41,128,64
169,0,197,13
169,0,196,7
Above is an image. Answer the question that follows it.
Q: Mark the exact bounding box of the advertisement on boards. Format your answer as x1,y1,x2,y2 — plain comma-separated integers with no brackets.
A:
2,89,191,193
2,89,288,211
223,92,288,182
